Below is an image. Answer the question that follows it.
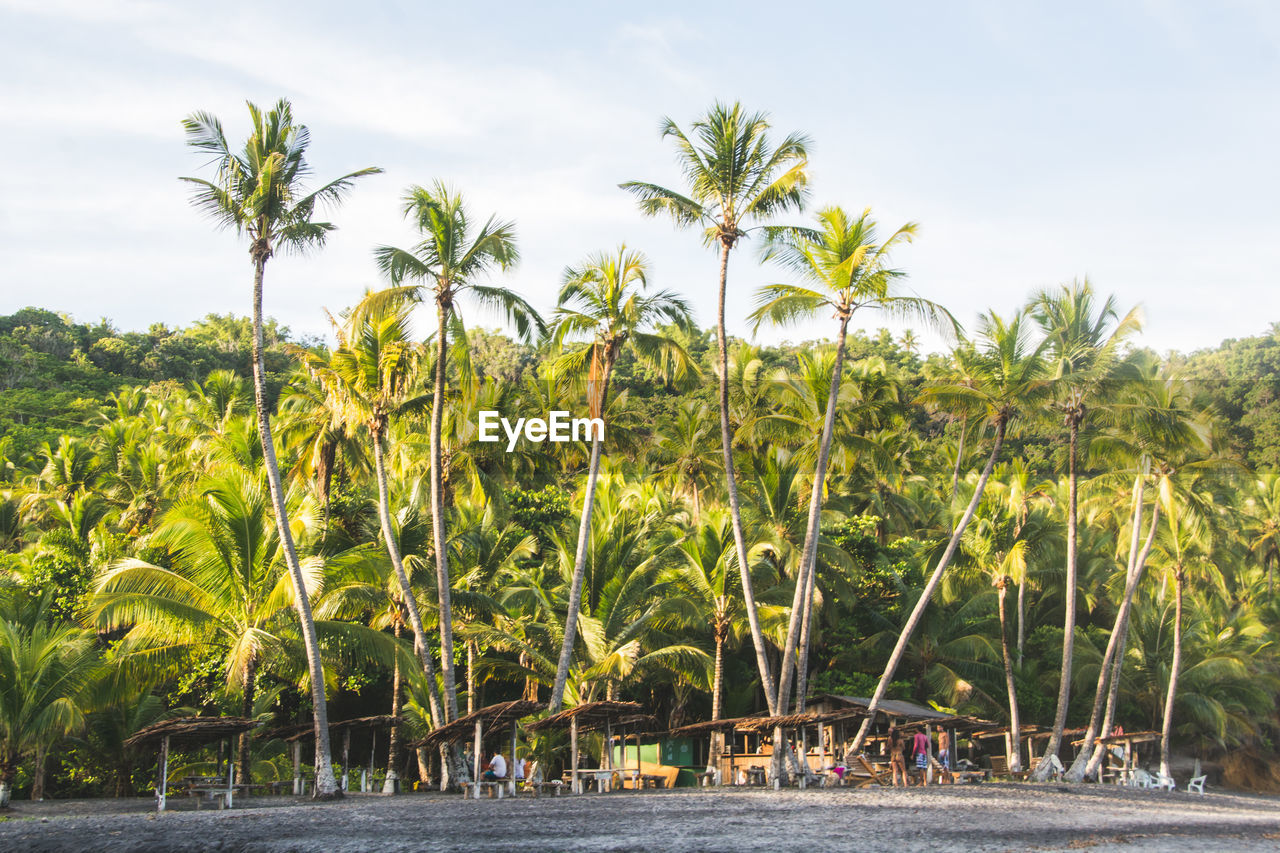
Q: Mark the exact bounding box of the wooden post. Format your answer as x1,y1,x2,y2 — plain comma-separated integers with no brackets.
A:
157,735,170,812
727,725,736,786
368,728,377,792
604,718,613,792
292,740,302,795
226,738,234,809
473,719,483,799
509,720,518,797
342,729,351,792
570,715,580,794
817,722,827,773
924,724,933,785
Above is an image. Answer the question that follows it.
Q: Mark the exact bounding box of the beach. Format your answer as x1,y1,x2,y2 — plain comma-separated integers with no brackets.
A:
2,784,1279,852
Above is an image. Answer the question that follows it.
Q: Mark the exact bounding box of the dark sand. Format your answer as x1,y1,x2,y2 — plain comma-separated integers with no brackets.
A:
2,783,1279,852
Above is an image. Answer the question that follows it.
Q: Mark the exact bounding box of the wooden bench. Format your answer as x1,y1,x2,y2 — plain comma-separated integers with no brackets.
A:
461,780,507,799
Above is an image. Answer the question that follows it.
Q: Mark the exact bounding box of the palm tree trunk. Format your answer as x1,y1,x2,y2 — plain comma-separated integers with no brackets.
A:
249,254,340,798
238,653,258,785
430,299,459,723
1033,414,1080,782
1159,569,1184,779
715,239,777,715
31,746,47,801
951,417,966,500
850,418,1006,754
779,315,850,715
466,640,476,715
384,620,403,793
1090,502,1162,773
1016,573,1026,668
997,580,1022,773
372,435,446,729
1066,472,1144,781
549,368,614,711
712,621,726,722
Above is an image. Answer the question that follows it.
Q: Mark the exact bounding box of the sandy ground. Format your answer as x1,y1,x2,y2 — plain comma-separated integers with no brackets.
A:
2,783,1279,853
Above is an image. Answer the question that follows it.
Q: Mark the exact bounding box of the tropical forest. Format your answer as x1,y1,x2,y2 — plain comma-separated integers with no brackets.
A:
3,98,1280,807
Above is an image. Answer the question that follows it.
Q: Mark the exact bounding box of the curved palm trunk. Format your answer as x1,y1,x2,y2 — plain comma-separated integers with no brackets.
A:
372,435,446,729
715,239,777,715
1083,501,1161,779
850,419,1006,754
997,579,1022,773
779,315,849,715
1067,473,1144,781
238,653,258,785
1033,415,1080,782
951,417,966,500
249,255,340,798
383,620,403,793
1159,569,1184,780
549,358,614,711
430,300,460,723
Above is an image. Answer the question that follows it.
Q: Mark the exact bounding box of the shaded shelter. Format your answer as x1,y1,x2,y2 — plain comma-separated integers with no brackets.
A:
287,715,401,794
125,716,259,812
1072,730,1161,784
410,700,542,796
525,701,651,793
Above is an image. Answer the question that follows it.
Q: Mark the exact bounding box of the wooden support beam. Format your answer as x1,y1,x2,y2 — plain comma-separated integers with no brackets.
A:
342,729,351,792
570,715,580,794
226,737,234,808
509,720,518,796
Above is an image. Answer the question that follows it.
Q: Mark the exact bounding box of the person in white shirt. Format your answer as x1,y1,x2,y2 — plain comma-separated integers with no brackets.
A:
512,755,527,782
484,751,507,782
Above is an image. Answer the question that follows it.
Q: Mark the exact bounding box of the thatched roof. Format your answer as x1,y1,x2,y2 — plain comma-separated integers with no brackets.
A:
1072,730,1162,747
411,700,543,750
525,701,648,734
972,724,1047,739
125,716,258,749
284,715,403,742
669,708,866,737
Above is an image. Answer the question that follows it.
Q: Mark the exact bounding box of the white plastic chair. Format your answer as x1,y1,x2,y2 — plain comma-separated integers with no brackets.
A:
1131,768,1154,788
1187,774,1206,794
1154,771,1177,791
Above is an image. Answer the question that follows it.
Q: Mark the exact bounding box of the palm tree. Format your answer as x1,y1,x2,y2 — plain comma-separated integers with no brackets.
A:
89,469,304,786
365,182,541,724
751,206,952,714
850,310,1048,753
1244,473,1280,597
546,246,696,710
622,101,810,714
298,302,450,734
180,99,380,797
0,590,98,807
1029,280,1140,781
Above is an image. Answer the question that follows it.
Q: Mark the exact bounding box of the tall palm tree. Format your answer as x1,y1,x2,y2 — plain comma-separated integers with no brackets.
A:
622,101,810,714
546,246,695,710
751,206,952,713
298,303,448,732
180,99,380,797
850,310,1048,753
365,182,541,724
1029,280,1140,781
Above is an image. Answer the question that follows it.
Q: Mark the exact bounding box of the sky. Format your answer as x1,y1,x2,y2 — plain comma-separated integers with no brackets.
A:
2,0,1278,357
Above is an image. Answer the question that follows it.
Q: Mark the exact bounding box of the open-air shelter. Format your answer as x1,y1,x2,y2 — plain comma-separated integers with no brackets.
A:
1072,730,1162,784
525,701,651,793
410,699,542,797
125,716,259,812
970,724,1046,774
285,715,401,794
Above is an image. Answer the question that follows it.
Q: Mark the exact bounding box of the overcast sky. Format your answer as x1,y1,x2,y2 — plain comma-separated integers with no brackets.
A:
2,0,1278,356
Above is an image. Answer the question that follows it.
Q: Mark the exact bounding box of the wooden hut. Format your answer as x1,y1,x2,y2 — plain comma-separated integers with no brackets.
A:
525,701,651,793
125,716,259,812
410,699,541,796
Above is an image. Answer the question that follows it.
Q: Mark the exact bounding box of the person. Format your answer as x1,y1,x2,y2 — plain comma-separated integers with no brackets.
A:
912,728,931,782
887,726,908,787
937,729,953,784
484,750,507,782
512,754,527,788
